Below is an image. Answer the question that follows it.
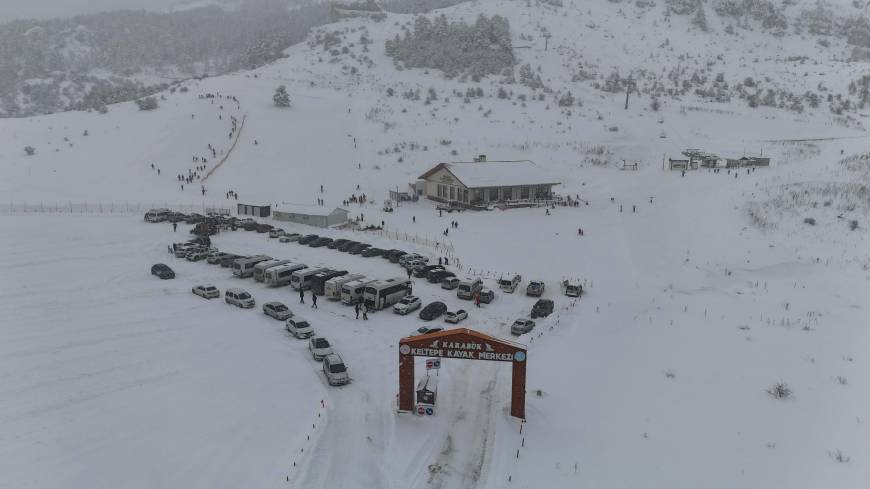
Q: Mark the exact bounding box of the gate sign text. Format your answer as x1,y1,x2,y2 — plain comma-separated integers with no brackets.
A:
401,339,521,362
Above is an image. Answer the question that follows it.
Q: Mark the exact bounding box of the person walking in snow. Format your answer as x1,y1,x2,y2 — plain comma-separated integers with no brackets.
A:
311,293,318,309
354,303,360,319
361,304,368,320
412,216,416,223
299,288,305,304
475,293,481,308
168,245,172,254
173,222,177,232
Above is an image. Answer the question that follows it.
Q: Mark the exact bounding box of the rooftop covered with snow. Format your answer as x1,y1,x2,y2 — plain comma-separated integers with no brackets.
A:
418,160,561,189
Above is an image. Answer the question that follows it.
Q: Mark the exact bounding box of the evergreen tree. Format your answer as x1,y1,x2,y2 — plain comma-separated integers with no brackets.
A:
273,85,291,107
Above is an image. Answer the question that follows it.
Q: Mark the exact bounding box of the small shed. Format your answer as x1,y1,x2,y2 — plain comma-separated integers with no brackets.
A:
237,203,270,218
273,204,349,228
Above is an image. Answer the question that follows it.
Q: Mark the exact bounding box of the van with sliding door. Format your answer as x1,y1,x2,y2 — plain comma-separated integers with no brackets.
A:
290,267,328,291
253,259,292,282
324,274,365,301
340,278,375,305
456,277,483,300
232,255,272,278
264,263,307,287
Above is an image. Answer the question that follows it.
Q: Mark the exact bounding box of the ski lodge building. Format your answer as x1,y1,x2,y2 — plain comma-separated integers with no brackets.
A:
416,158,560,206
272,203,349,228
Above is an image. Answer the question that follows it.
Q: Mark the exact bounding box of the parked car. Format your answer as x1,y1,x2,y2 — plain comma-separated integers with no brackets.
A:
402,259,426,270
499,274,522,293
151,263,175,279
399,253,424,265
187,250,208,262
310,237,333,248
338,240,359,252
322,353,350,386
242,221,258,231
185,213,204,224
219,254,243,267
207,252,228,264
389,250,408,263
225,288,255,308
281,233,302,243
419,301,447,321
348,243,371,255
256,223,273,233
414,264,443,278
328,239,349,250
410,325,443,336
192,284,220,299
298,234,319,245
269,229,285,238
428,270,455,283
308,337,333,361
286,317,314,338
444,309,468,324
526,280,545,297
441,277,460,290
565,282,582,298
393,295,422,315
168,212,186,223
361,247,384,258
510,318,536,336
478,288,495,304
531,298,554,318
263,302,292,320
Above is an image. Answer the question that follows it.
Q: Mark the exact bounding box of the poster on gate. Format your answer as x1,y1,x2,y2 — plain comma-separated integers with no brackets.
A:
425,358,441,370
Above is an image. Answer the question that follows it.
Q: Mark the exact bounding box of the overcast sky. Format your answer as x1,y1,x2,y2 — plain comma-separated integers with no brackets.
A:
0,0,265,23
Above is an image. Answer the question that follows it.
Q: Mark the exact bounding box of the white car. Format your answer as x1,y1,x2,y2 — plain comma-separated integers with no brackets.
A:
286,317,314,339
410,326,443,337
263,301,292,320
511,319,536,336
308,337,334,361
187,251,208,262
393,295,422,315
225,288,255,308
269,229,285,238
444,309,468,324
192,284,220,299
281,233,301,242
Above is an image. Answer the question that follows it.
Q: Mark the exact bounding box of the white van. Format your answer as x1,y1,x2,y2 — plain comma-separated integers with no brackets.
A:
264,263,308,287
290,267,327,290
225,288,255,308
322,353,350,386
498,274,522,293
340,278,375,305
324,274,365,301
232,255,271,278
456,277,483,300
253,259,292,282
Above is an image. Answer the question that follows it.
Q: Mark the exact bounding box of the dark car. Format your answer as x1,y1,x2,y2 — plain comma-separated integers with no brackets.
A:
361,247,384,258
349,243,371,255
256,223,273,233
531,298,555,318
189,236,211,247
242,221,258,231
298,234,319,245
419,301,448,321
151,263,175,279
168,212,186,223
338,240,358,252
328,239,349,250
389,250,408,263
427,270,455,283
185,213,205,224
219,254,243,267
310,237,333,248
414,264,443,278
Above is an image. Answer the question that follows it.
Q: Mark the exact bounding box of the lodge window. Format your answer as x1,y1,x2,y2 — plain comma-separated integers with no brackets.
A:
489,188,499,201
503,187,512,200
520,186,530,199
449,186,455,200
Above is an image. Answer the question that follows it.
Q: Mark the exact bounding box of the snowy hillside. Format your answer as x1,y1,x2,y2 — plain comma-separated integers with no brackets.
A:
1,0,869,488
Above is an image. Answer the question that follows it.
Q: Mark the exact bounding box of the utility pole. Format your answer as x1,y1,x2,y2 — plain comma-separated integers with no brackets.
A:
624,76,635,110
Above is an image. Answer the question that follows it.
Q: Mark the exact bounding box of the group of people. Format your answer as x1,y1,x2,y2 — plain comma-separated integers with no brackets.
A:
297,287,370,319
344,193,367,206
226,190,239,200
149,163,161,175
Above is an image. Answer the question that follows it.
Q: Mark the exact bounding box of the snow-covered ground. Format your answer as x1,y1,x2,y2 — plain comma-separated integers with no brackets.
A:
1,0,869,487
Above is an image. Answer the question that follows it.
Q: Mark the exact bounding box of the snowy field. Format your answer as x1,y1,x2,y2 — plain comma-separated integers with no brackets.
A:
2,0,870,486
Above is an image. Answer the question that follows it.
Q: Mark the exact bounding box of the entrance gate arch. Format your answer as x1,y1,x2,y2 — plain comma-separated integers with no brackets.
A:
398,328,528,419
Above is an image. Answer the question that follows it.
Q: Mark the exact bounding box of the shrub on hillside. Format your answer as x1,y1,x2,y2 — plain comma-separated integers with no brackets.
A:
135,96,158,111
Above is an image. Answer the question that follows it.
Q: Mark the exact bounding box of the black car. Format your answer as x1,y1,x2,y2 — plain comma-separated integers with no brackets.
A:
531,299,555,318
219,254,242,267
242,222,258,231
328,239,348,250
189,236,211,247
256,223,273,233
168,212,186,223
310,237,333,248
298,234,319,245
414,264,443,278
338,240,358,252
389,250,408,263
427,270,455,283
361,247,384,258
185,213,205,224
349,243,371,255
419,301,447,321
151,263,175,279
